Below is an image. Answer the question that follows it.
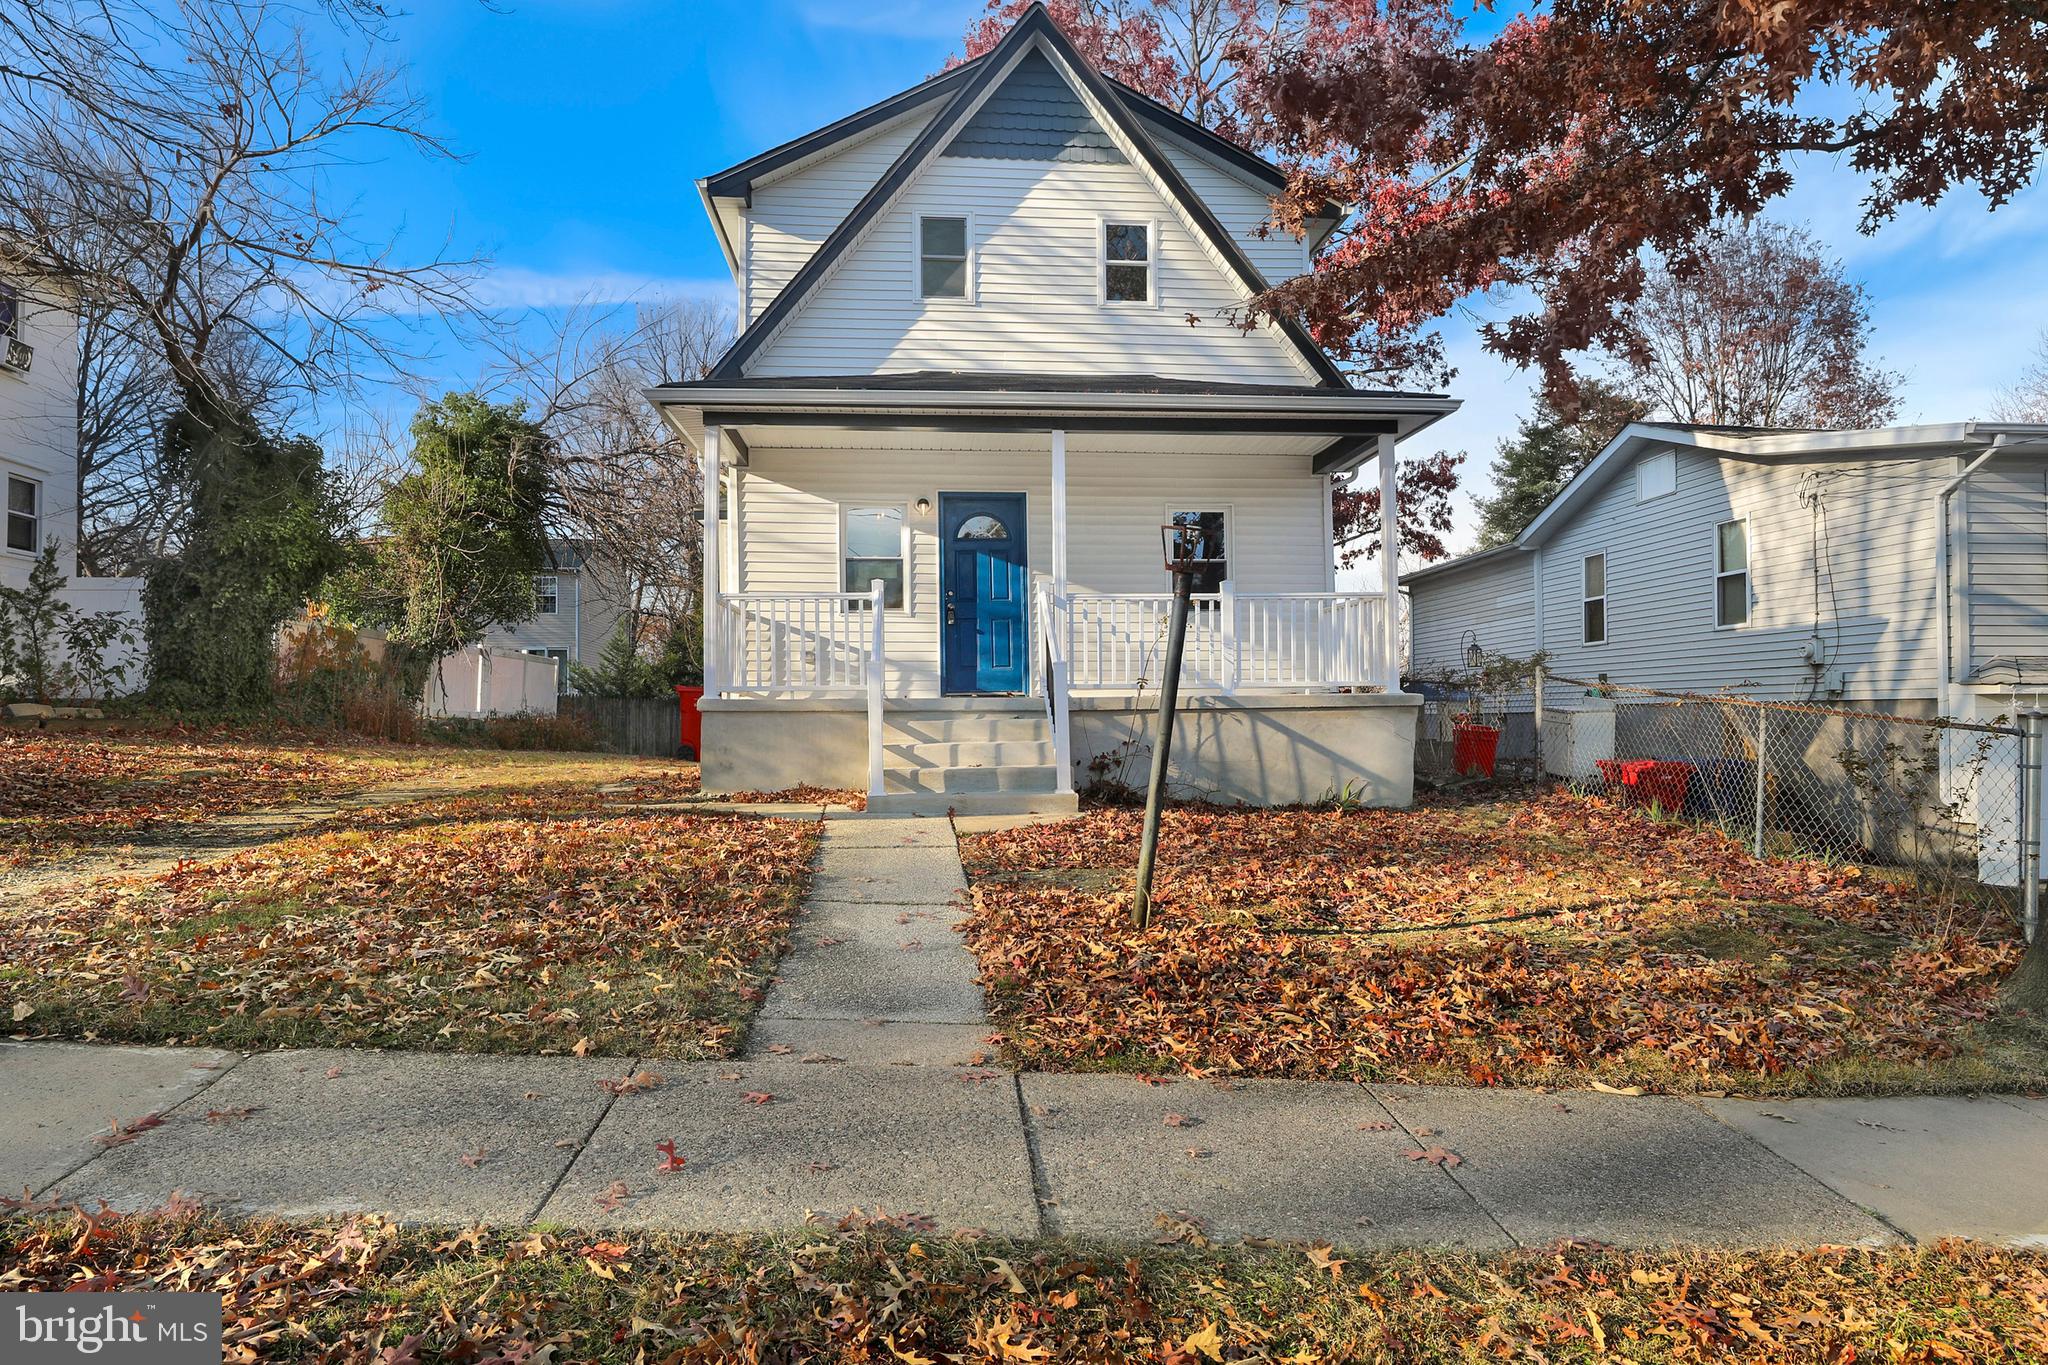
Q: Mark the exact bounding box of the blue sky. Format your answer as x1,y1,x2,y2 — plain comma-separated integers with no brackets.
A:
338,0,2048,554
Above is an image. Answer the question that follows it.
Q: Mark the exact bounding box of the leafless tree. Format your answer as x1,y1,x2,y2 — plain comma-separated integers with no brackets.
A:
1994,329,2048,423
0,1,478,415
1596,220,1901,430
479,295,733,654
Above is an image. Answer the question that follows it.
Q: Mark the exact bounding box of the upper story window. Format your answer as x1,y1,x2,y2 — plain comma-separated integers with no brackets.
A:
1636,450,1675,501
534,574,559,615
917,215,970,301
1102,221,1154,304
1715,519,1750,627
0,283,17,340
6,475,39,554
1581,552,1607,645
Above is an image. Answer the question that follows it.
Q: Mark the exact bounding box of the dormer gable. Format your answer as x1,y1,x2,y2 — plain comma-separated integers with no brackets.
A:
702,5,1348,389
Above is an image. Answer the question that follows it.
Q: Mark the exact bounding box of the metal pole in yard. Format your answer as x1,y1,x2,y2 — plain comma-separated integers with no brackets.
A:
2022,710,2044,944
1532,664,1546,777
1133,561,1195,929
1753,705,1769,859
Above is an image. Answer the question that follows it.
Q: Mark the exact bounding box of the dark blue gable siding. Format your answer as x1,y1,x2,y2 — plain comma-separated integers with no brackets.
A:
942,50,1127,164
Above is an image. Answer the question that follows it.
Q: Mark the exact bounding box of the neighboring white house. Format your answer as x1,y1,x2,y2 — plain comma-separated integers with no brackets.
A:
1404,421,2048,729
0,267,147,689
648,4,1456,813
474,540,632,693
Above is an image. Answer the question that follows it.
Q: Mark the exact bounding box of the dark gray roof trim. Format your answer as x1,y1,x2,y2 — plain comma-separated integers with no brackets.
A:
944,49,1126,163
709,7,1349,387
701,59,984,202
659,370,1437,399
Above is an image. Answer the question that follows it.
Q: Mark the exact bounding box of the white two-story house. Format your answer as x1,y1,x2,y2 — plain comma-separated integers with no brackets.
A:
648,5,1455,813
0,273,81,591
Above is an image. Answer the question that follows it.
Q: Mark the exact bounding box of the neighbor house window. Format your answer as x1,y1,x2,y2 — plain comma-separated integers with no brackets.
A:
1168,509,1228,593
1715,518,1750,627
1636,450,1675,501
1581,552,1606,645
917,215,969,300
0,283,16,340
843,505,906,608
534,574,559,615
5,475,38,553
1102,221,1153,303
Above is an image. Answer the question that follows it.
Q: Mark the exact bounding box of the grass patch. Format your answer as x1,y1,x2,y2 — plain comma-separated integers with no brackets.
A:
959,790,2048,1096
1,1210,2041,1362
1,798,817,1057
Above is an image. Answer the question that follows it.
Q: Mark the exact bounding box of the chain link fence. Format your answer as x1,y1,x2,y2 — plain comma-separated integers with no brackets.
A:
1558,677,2038,927
1421,673,2045,932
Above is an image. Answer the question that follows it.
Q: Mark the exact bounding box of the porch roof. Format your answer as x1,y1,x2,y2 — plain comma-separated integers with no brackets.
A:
646,371,1458,475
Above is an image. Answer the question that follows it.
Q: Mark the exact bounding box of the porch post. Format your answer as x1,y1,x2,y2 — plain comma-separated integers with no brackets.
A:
701,424,723,700
1377,432,1402,691
1050,429,1069,600
1048,428,1075,794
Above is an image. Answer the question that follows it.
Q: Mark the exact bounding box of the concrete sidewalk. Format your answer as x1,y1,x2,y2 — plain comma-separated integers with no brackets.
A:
7,1039,2045,1248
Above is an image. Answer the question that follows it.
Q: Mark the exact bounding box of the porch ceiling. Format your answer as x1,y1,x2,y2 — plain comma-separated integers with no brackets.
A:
705,425,1331,457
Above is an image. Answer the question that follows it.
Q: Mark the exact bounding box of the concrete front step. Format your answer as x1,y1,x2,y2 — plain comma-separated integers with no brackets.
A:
883,740,1056,770
883,714,1051,746
883,763,1059,796
867,789,1081,817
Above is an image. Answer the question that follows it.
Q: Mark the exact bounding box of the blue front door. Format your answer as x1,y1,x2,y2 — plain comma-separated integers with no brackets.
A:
940,493,1029,694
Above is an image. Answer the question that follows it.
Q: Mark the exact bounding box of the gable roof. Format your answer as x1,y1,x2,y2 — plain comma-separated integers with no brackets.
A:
943,48,1127,163
708,3,1349,387
1400,419,2048,587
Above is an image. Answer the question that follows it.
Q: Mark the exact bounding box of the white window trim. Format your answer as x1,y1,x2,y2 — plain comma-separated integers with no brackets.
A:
911,212,976,305
1580,550,1607,646
4,471,40,558
839,500,914,613
1636,450,1676,502
1713,515,1752,631
1163,504,1231,593
533,573,560,616
0,281,17,340
1098,215,1160,309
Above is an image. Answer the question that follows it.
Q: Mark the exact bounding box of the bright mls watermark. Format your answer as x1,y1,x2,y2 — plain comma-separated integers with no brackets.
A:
4,1293,221,1363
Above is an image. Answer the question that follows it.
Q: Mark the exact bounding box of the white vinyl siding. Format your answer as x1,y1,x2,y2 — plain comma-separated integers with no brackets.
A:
744,112,934,326
1405,553,1537,679
742,155,1317,384
737,443,1328,697
1529,446,1953,705
1151,131,1309,287
1965,456,2048,679
0,279,82,591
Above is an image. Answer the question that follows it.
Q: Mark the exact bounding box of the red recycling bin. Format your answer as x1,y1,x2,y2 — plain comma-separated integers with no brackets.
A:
1451,722,1501,778
674,685,704,761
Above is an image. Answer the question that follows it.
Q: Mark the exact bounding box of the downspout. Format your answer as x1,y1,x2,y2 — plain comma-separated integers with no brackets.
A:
1934,435,2007,718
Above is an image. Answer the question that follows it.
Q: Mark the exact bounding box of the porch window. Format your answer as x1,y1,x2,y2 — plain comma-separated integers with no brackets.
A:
917,215,970,300
1715,518,1750,627
843,504,907,608
1167,508,1227,594
1102,221,1153,304
6,475,38,553
1581,553,1606,645
534,574,559,615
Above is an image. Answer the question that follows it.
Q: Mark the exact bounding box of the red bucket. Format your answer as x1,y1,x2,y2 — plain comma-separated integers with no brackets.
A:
674,685,704,761
1451,722,1500,778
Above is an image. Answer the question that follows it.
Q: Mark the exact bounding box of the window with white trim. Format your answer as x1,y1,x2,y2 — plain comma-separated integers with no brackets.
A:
1102,221,1153,304
525,646,570,693
0,283,17,341
1167,508,1228,594
6,475,38,553
843,504,907,609
1636,450,1675,501
534,574,559,615
1715,518,1750,627
917,215,970,300
1581,552,1606,645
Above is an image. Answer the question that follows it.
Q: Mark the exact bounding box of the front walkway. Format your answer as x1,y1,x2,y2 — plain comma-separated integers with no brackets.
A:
5,808,2046,1248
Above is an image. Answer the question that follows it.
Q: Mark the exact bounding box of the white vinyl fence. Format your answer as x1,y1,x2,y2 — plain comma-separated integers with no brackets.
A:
424,645,560,719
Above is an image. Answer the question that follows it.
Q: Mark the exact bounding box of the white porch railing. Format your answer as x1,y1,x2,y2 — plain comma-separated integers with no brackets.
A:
719,591,878,694
713,583,1390,701
1057,584,1390,693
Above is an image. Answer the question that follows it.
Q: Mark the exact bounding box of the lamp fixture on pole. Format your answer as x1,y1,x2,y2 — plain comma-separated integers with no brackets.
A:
1132,521,1203,926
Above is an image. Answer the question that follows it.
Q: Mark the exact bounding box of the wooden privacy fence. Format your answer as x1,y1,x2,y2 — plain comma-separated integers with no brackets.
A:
560,695,684,758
